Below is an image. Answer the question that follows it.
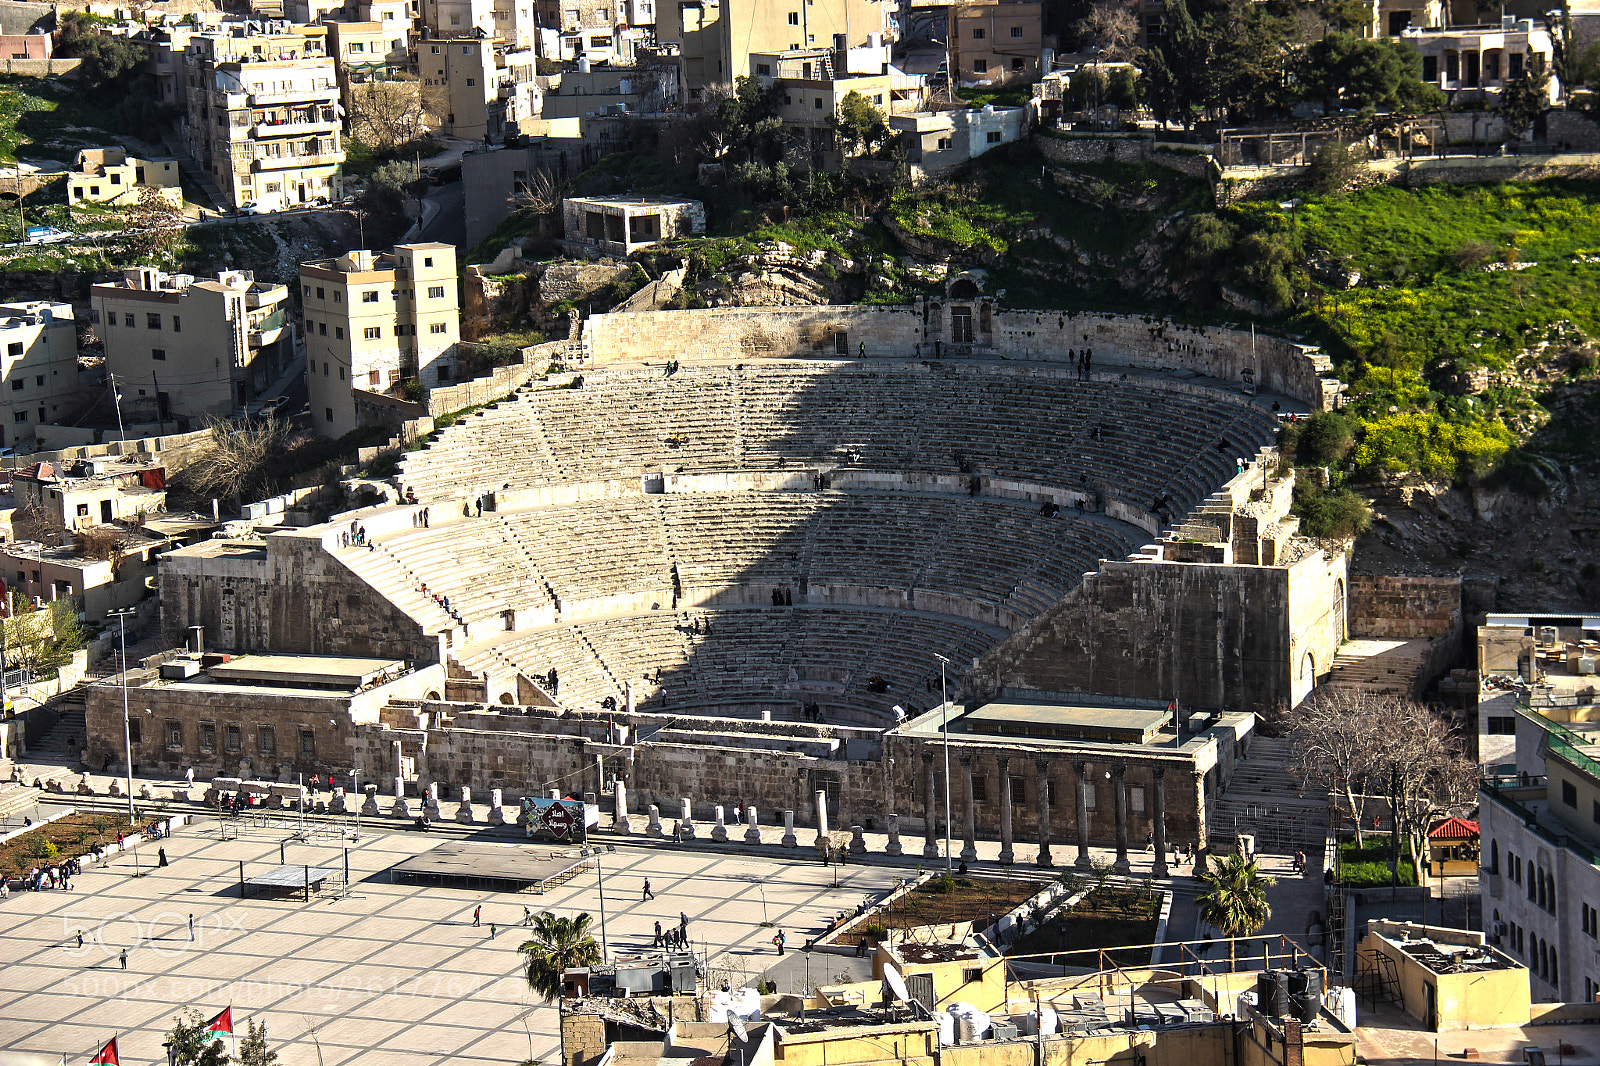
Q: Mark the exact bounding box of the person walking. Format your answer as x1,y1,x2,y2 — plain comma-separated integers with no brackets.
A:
184,767,195,789
653,921,663,947
679,911,689,938
76,930,84,949
642,879,655,901
772,930,786,955
119,949,127,970
523,906,533,926
489,923,496,939
188,914,195,942
473,905,482,928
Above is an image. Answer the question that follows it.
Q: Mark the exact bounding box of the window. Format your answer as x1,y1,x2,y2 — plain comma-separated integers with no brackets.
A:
325,407,334,422
971,26,985,37
1565,779,1579,807
200,721,216,751
300,729,316,755
1082,782,1096,809
1010,24,1023,36
362,291,379,303
1011,57,1024,70
1488,716,1516,734
319,322,327,335
33,375,42,386
972,776,987,803
466,77,476,86
259,725,276,754
424,257,434,267
334,292,342,303
127,718,141,744
339,367,345,380
226,724,241,752
1130,786,1145,813
815,97,824,108
937,136,952,150
364,327,381,339
431,44,441,53
757,62,771,75
972,59,988,72
9,380,20,392
303,284,311,296
1008,776,1026,804
152,348,167,361
172,315,181,333
428,285,445,299
147,313,162,329
787,10,798,22
987,130,1003,143
370,370,381,385
125,313,135,327
166,720,183,748
431,322,448,334
335,327,344,339
317,287,325,299
12,412,25,423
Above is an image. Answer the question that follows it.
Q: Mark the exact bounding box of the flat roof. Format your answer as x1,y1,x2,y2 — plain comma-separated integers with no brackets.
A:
391,842,590,891
207,654,407,687
964,701,1170,732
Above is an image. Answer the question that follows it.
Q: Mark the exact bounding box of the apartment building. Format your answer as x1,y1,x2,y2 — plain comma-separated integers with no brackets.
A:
1404,18,1559,104
67,147,183,210
182,22,344,211
533,0,624,60
539,62,678,117
949,0,1042,86
0,302,78,451
301,244,460,440
889,103,1025,178
656,0,891,91
90,268,293,425
418,35,540,142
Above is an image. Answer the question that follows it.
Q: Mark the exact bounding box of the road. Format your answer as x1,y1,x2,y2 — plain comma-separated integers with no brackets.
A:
418,180,466,248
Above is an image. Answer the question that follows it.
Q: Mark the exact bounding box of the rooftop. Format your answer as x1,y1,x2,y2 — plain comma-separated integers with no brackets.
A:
893,691,1238,756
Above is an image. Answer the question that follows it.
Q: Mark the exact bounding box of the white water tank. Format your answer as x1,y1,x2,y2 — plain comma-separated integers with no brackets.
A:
578,56,591,72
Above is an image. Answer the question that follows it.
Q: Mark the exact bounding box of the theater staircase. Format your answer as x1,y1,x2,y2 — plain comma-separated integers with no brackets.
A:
1208,736,1329,855
336,541,464,642
1325,639,1433,700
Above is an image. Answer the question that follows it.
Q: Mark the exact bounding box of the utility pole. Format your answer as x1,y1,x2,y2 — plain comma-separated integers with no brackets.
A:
935,651,952,876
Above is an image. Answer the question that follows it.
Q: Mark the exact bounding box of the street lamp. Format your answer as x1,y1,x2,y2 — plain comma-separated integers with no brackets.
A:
595,850,609,962
108,606,138,826
934,652,952,876
351,766,362,840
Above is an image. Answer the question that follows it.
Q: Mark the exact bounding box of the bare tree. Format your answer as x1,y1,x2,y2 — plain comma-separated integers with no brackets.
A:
1290,688,1383,846
177,415,296,508
346,77,438,151
1075,2,1141,60
507,168,572,238
122,185,184,263
1368,700,1478,884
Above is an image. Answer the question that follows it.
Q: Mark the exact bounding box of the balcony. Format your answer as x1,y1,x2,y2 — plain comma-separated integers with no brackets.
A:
249,309,286,348
248,86,338,106
215,91,249,109
253,117,339,138
252,152,342,171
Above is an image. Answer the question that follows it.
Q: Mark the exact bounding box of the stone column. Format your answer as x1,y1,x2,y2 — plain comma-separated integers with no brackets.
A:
1035,758,1053,868
781,809,797,847
886,813,903,856
393,775,412,818
1073,761,1092,869
362,784,380,817
813,790,829,849
456,786,474,823
614,780,632,834
997,757,1014,866
922,752,939,859
424,782,441,820
646,803,663,836
744,806,760,844
624,681,635,715
595,753,606,796
960,754,977,862
392,739,403,785
679,797,696,840
1112,763,1131,874
712,805,728,843
849,825,867,855
1152,768,1169,878
1193,770,1209,877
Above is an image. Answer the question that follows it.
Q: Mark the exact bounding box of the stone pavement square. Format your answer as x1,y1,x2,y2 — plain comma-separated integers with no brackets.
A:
0,817,905,1065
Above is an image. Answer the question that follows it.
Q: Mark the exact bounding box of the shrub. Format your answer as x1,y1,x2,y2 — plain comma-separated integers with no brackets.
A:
27,836,59,860
1294,484,1372,540
929,873,957,894
1291,411,1357,465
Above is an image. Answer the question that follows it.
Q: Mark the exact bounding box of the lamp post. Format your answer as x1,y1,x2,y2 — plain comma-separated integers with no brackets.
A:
934,652,952,876
351,766,362,839
595,850,609,962
109,606,137,826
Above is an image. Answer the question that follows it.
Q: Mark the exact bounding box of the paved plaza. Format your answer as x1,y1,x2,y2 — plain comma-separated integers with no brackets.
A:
0,816,907,1066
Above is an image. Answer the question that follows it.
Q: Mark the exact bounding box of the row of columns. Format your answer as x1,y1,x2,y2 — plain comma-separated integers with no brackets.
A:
923,752,1171,874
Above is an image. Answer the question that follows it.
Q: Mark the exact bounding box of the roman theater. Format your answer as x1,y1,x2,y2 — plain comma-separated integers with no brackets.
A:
92,286,1350,861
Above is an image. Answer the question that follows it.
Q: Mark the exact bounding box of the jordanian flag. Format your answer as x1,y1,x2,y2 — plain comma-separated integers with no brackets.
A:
201,1007,233,1041
88,1037,118,1065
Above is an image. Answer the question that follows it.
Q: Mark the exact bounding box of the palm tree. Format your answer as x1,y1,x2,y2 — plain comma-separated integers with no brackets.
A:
519,911,603,1001
1195,852,1276,972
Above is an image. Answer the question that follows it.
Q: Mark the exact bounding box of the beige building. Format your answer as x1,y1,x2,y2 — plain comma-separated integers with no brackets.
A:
1403,20,1559,105
562,195,704,254
752,43,923,168
10,461,167,532
182,22,344,211
890,103,1026,178
301,243,461,440
949,0,1042,86
418,35,540,142
67,147,183,210
0,301,78,452
657,0,892,92
90,267,293,425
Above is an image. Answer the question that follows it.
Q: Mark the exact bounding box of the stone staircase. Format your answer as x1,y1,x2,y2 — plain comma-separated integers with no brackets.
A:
1210,736,1329,855
1326,638,1433,700
27,691,86,765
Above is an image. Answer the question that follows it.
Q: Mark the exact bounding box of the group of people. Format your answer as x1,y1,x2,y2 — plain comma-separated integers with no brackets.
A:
1070,347,1094,380
769,587,793,606
339,521,370,548
409,507,432,528
465,494,492,518
651,911,693,949
14,858,80,893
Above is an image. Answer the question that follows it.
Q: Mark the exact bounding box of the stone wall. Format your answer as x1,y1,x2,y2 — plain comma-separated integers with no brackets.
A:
1348,574,1462,640
580,305,1339,410
1033,132,1216,181
970,546,1348,715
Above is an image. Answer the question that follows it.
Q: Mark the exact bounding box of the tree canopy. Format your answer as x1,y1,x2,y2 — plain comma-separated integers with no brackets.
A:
1296,33,1442,113
519,911,603,1001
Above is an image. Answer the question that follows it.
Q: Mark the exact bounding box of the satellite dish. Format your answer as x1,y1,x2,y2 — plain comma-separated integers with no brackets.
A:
729,1015,749,1043
885,964,910,1003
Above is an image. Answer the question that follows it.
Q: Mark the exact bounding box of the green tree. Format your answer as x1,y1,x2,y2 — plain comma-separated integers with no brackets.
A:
1303,140,1370,195
359,160,420,248
4,594,85,679
1290,411,1357,466
165,1009,229,1066
1499,64,1551,139
1316,0,1372,33
831,91,888,156
1138,0,1207,129
237,1018,279,1066
1195,852,1275,971
1296,33,1441,112
519,912,603,1001
57,15,143,88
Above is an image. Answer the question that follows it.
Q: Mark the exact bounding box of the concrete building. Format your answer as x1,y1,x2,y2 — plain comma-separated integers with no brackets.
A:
1356,920,1529,1031
182,22,344,211
459,122,596,247
655,0,893,92
890,104,1026,178
751,43,924,168
418,34,540,142
301,243,461,440
0,301,78,452
9,461,167,531
538,63,678,118
0,31,51,58
67,147,183,209
1475,613,1600,770
90,267,293,425
949,0,1042,86
561,195,704,255
532,0,621,60
1402,19,1559,105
